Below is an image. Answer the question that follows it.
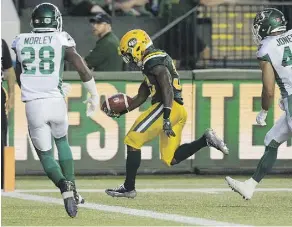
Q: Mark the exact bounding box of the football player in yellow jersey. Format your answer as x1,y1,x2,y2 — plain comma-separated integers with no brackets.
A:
104,29,229,198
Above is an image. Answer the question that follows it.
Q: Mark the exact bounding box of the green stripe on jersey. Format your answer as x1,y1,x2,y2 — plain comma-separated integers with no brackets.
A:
272,65,288,98
257,54,272,63
58,46,65,96
287,94,292,117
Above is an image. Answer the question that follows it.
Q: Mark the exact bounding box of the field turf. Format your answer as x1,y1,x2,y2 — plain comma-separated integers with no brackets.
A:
2,175,292,226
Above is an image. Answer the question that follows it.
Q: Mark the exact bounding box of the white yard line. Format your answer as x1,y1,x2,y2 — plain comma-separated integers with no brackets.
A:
2,192,251,226
10,188,292,193
15,182,291,187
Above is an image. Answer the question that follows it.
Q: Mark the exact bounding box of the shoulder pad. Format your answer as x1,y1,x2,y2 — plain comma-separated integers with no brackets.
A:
142,51,167,71
59,31,76,48
256,39,270,61
11,35,20,50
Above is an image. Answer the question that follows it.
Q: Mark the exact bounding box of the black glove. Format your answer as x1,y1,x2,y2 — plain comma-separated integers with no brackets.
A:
106,110,121,118
163,118,176,137
102,106,120,118
103,107,129,119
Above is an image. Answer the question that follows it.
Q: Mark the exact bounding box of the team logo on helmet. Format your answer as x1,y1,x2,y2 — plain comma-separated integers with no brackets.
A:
128,38,137,48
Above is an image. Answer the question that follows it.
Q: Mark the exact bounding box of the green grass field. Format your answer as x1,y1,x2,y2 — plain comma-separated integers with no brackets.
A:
2,175,292,226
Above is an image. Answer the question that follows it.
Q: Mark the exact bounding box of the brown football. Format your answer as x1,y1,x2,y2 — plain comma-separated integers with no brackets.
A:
101,93,133,113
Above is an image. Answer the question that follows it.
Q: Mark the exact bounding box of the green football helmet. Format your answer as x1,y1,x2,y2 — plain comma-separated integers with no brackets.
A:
31,3,62,32
252,8,287,45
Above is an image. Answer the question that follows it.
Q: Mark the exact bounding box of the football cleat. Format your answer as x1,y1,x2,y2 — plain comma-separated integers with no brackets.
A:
73,189,85,205
204,128,229,155
225,176,255,200
105,184,137,198
59,180,78,218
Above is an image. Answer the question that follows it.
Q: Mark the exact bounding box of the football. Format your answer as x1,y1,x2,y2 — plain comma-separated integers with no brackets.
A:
101,93,133,113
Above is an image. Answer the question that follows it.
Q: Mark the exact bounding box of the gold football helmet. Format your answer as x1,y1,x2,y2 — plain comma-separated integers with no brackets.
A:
119,29,153,67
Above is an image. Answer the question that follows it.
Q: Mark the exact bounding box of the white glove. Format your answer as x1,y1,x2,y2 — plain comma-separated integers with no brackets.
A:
256,109,268,126
83,94,99,117
62,83,71,96
278,98,285,111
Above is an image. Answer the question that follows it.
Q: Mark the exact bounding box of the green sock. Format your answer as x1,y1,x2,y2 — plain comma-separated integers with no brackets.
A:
54,136,75,184
36,148,65,186
252,140,280,183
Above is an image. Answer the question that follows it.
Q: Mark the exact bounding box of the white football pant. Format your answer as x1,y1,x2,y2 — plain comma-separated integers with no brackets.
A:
25,97,68,151
264,97,292,146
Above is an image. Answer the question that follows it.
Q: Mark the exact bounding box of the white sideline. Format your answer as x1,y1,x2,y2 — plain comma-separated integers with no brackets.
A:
2,192,252,226
11,188,292,193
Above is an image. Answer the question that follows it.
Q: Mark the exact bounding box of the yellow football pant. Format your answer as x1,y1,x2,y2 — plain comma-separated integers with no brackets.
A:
124,101,187,166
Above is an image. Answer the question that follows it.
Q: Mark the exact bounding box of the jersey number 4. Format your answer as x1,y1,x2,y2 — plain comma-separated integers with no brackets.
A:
21,46,55,74
282,46,292,67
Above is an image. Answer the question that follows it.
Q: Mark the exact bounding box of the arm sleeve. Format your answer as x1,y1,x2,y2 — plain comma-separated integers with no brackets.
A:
59,32,76,48
2,39,13,70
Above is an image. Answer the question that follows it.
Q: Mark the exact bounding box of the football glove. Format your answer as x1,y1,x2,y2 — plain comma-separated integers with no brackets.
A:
256,109,268,126
105,109,121,118
83,94,99,117
163,118,176,137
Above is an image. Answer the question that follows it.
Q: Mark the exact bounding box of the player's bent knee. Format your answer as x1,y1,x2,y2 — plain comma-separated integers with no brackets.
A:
170,158,178,166
161,157,173,167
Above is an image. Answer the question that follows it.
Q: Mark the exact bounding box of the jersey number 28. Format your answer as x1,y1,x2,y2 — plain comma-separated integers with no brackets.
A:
21,46,55,75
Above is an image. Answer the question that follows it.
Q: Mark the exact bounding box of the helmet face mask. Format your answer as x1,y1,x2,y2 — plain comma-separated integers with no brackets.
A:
121,51,133,64
31,3,62,32
119,29,153,68
252,8,287,45
252,23,262,45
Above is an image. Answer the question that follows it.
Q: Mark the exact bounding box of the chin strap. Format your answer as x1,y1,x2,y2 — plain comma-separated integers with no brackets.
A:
33,28,58,32
271,26,287,33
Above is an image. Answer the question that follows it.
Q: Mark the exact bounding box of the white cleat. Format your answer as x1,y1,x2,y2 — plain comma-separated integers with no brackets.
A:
225,176,255,200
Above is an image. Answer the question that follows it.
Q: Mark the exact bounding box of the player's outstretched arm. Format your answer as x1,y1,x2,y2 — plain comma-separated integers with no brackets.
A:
256,60,275,126
151,65,175,137
110,81,150,117
127,81,150,111
103,81,150,118
65,47,99,117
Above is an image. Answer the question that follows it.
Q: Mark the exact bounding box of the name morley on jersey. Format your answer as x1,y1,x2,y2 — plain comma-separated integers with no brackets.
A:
277,34,292,46
24,36,53,45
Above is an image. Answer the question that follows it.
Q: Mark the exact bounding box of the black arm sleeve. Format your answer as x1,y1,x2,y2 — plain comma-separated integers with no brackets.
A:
15,57,22,87
2,39,13,70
